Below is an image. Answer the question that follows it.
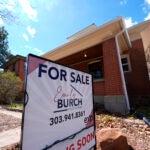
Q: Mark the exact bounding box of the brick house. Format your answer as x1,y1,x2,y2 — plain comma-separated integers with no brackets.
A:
3,55,26,83
43,17,150,114
2,55,25,102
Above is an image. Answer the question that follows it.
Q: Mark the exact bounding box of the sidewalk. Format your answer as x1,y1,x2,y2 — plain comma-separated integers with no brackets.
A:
0,126,21,149
0,108,22,149
0,108,22,119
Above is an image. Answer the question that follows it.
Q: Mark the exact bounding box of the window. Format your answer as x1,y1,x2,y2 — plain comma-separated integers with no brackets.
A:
88,60,103,80
121,55,131,72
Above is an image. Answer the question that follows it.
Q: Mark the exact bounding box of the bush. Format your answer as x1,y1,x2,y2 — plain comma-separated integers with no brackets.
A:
0,71,22,104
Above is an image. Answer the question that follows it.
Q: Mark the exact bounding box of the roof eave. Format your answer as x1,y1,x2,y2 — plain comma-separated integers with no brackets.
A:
42,16,130,60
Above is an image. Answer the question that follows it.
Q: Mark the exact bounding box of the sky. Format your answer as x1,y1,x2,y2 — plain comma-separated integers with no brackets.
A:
0,0,150,57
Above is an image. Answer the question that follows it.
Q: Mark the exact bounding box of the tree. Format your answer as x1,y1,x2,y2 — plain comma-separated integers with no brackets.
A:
0,1,17,24
0,26,11,68
0,9,16,24
0,71,22,104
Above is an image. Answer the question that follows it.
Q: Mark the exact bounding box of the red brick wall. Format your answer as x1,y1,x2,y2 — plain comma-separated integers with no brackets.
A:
103,38,124,95
71,61,88,73
125,39,150,95
18,59,25,82
5,59,25,82
93,81,105,95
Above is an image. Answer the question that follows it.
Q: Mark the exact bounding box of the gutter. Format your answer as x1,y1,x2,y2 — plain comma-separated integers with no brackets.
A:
115,30,131,113
121,18,132,48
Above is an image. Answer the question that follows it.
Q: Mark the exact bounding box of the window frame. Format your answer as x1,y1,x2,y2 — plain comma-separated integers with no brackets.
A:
121,54,131,73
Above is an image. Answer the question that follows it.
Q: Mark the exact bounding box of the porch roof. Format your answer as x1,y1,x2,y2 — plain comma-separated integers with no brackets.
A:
43,16,131,61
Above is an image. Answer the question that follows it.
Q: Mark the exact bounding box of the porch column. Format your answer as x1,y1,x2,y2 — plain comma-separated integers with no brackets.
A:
103,37,128,114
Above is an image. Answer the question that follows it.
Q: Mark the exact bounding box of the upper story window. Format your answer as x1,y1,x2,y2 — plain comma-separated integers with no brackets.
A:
88,60,103,80
121,55,131,73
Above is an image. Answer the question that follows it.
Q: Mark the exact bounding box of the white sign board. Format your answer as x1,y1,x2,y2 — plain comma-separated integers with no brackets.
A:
21,54,96,150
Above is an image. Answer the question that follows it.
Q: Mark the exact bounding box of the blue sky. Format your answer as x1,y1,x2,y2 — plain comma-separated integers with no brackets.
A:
0,0,150,57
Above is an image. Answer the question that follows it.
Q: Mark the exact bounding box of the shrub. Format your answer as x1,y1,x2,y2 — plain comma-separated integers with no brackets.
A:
0,71,22,104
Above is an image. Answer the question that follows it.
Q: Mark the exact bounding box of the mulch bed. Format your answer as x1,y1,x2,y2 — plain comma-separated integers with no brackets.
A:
96,113,150,150
0,113,21,132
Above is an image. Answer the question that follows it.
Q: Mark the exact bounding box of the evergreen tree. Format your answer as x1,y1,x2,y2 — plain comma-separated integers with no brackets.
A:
0,26,11,68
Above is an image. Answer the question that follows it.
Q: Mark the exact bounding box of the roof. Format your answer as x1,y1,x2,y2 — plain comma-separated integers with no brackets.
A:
67,23,97,42
42,16,131,61
2,55,26,69
128,19,150,41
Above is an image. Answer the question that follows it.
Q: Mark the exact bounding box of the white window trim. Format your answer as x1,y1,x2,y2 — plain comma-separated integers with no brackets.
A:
121,54,132,73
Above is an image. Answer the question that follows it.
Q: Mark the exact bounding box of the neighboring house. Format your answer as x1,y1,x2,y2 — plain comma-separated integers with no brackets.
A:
43,17,150,114
3,55,26,83
2,55,26,102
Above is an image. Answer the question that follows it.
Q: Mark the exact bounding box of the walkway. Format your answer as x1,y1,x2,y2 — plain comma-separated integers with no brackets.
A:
0,127,21,149
0,107,22,149
0,108,22,119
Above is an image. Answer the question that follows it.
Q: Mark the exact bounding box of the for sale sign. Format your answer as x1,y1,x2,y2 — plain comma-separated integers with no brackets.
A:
21,54,96,150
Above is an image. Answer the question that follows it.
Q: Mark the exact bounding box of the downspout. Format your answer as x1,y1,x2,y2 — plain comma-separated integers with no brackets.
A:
115,30,130,112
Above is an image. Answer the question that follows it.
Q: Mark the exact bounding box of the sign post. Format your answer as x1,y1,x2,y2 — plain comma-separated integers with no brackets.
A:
21,54,96,150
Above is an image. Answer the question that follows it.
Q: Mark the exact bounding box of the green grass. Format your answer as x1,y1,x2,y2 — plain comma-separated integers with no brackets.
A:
9,103,23,109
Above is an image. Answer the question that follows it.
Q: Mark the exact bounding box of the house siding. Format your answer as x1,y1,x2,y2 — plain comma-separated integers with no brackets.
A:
66,38,124,97
5,59,25,82
18,59,25,82
102,38,128,114
125,39,150,95
103,38,124,96
57,37,128,114
125,39,150,106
